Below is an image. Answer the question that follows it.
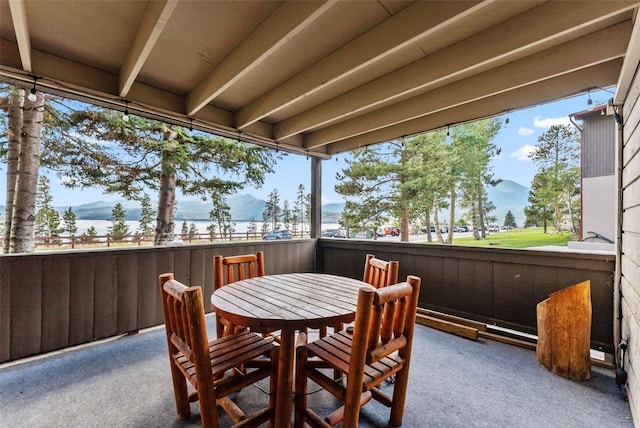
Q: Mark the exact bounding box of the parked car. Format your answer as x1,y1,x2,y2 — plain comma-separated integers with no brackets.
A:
488,225,501,232
321,229,346,238
262,229,293,240
453,225,469,232
377,226,401,237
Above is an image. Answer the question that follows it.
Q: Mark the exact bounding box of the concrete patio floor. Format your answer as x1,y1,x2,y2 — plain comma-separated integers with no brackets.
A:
1,315,632,428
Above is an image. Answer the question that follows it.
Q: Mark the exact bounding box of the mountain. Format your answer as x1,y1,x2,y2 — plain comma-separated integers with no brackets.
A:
2,180,527,226
50,194,344,223
426,179,529,226
486,179,530,225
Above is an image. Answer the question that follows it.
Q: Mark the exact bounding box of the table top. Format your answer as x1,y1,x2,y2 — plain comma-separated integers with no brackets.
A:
210,273,371,331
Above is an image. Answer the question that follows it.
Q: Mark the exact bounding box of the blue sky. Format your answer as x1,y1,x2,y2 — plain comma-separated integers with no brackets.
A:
0,87,614,207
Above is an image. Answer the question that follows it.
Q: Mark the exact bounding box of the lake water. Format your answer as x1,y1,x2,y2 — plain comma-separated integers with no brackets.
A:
74,219,340,236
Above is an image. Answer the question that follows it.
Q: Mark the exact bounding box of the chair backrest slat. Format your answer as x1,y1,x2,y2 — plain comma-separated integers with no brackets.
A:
215,252,265,289
160,273,210,368
363,254,399,289
213,252,266,338
351,277,420,367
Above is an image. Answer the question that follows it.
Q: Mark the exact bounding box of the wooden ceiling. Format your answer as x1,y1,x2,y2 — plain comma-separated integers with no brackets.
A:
1,1,638,158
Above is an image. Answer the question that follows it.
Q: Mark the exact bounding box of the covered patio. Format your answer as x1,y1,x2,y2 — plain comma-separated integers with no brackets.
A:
1,310,631,428
2,1,640,426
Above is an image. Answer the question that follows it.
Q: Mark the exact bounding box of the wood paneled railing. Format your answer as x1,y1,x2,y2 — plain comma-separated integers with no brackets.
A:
1,238,615,362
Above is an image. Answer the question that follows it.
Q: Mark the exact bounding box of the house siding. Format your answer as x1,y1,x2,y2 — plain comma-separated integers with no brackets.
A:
620,64,640,425
583,114,616,177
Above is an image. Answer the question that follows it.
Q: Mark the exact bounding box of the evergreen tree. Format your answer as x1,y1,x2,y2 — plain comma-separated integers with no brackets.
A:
503,210,517,228
62,207,78,236
263,189,281,230
137,194,155,235
295,184,308,233
208,190,233,239
56,106,279,245
335,144,401,240
282,200,292,230
206,224,217,240
188,222,199,238
528,124,580,231
34,176,61,239
81,226,98,243
451,119,502,240
108,202,130,240
261,210,270,234
524,170,556,232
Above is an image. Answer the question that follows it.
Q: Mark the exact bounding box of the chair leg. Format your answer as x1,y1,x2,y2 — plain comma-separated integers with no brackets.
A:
294,346,309,428
169,362,191,420
389,366,410,426
269,346,280,427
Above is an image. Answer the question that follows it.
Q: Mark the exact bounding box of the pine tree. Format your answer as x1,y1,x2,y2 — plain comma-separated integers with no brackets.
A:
108,203,130,241
529,124,580,231
63,207,78,236
34,176,61,240
503,210,517,228
263,189,281,230
137,194,155,235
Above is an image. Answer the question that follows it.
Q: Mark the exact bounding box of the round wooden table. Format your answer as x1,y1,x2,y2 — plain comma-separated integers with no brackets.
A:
211,273,372,428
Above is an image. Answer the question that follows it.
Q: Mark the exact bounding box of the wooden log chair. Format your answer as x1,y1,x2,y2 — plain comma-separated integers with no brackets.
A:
294,275,421,428
214,251,306,347
159,273,278,428
213,252,267,338
320,253,400,339
363,253,400,289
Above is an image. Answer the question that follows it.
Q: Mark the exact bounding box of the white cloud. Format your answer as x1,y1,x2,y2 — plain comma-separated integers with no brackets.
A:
532,115,571,128
510,145,536,161
518,127,534,136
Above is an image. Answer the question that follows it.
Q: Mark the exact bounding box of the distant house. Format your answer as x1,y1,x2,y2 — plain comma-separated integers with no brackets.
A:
569,104,616,251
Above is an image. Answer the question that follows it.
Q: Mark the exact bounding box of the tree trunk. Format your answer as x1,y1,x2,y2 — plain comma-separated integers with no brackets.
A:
4,87,24,253
478,181,486,238
154,128,179,245
425,206,433,243
433,205,444,244
10,91,44,253
447,188,456,244
400,204,409,242
471,203,480,240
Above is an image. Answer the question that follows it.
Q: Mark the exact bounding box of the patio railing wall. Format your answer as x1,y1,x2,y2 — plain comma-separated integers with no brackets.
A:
317,239,616,354
0,240,316,363
1,238,615,363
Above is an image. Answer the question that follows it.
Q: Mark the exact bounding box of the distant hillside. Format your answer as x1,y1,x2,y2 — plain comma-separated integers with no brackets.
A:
45,194,344,223
432,179,529,226
1,180,527,226
485,179,529,225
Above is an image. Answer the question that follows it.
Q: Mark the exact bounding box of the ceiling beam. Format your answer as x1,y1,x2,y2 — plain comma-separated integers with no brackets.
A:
186,0,337,116
274,1,637,141
8,0,32,73
303,22,631,148
119,0,178,97
234,0,491,130
326,60,623,154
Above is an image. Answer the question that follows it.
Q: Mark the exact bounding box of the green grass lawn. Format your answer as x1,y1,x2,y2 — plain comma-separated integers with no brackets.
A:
452,227,572,249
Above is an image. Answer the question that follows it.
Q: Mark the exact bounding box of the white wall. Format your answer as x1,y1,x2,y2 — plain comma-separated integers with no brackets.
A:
582,175,616,242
